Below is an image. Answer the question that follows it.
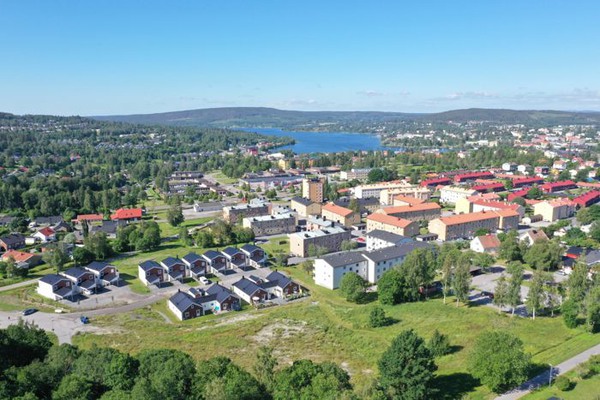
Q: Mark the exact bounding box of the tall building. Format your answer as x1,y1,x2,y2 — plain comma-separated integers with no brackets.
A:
302,177,325,203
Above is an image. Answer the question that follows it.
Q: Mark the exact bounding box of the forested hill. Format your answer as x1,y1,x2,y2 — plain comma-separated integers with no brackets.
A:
93,107,600,129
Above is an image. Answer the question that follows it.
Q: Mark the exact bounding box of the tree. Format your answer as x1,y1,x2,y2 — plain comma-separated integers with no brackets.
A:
523,240,562,270
576,204,600,225
340,240,358,251
369,306,391,328
451,254,472,306
299,260,314,275
378,330,437,400
398,247,437,301
507,262,524,316
468,331,531,393
562,298,580,328
195,356,264,400
52,374,94,400
377,269,407,306
499,230,522,262
72,346,138,392
567,261,590,306
167,203,184,227
428,330,451,357
178,226,192,246
272,360,352,400
527,187,543,200
307,244,328,258
43,245,70,274
72,247,94,266
253,346,277,391
348,198,360,214
473,252,495,272
135,222,161,252
339,272,366,303
195,230,214,248
84,232,112,260
0,321,53,372
525,270,545,319
584,285,600,333
132,349,196,400
493,275,509,313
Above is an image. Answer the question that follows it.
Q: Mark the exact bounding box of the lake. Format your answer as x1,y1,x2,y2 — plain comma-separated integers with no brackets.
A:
242,128,387,154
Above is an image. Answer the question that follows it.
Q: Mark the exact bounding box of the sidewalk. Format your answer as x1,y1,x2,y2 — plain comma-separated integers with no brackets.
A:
495,343,600,399
0,278,39,292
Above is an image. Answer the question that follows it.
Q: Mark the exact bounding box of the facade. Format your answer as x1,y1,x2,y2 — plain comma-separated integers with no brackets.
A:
202,250,229,274
533,199,576,222
314,242,430,289
365,229,413,252
439,186,478,205
83,261,120,286
62,267,98,295
302,177,325,203
573,190,600,208
138,260,165,287
340,168,372,181
321,203,361,227
33,227,56,243
160,257,186,282
540,180,577,193
376,202,441,222
182,252,207,279
222,247,247,269
37,275,75,301
470,234,501,254
1,250,42,269
223,203,271,224
242,214,297,236
420,177,451,188
0,233,26,251
453,171,494,183
366,213,419,237
353,181,427,201
288,226,351,257
379,186,431,205
240,244,267,268
428,209,519,241
232,277,269,304
455,197,525,219
290,196,322,217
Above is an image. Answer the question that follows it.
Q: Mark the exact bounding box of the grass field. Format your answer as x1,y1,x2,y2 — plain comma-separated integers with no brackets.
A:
0,263,56,288
0,285,70,312
523,366,600,399
70,260,600,400
210,170,239,185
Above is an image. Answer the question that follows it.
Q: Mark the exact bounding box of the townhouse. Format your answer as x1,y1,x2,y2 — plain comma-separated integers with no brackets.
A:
168,284,241,321
240,244,267,268
84,261,120,286
573,190,600,208
540,180,577,193
182,252,207,280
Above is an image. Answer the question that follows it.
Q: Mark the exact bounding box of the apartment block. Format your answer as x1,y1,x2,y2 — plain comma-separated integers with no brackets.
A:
439,186,478,205
379,186,431,205
366,213,419,237
302,177,325,203
533,199,576,222
242,214,297,236
376,202,441,222
290,196,322,217
354,181,428,201
223,202,271,224
455,196,525,219
321,203,361,227
288,226,351,257
340,168,372,181
428,209,519,241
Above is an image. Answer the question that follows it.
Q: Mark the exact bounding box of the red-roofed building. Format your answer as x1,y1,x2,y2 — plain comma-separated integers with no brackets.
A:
470,234,501,254
453,171,494,183
321,203,360,227
428,209,519,241
507,188,531,202
420,177,451,188
512,177,544,188
573,190,600,208
74,214,104,223
110,208,143,221
33,227,56,243
577,181,600,189
540,180,576,193
1,250,42,268
456,196,525,219
472,182,505,193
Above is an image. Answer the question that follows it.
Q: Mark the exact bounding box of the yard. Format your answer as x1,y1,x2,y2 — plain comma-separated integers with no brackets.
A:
69,262,600,399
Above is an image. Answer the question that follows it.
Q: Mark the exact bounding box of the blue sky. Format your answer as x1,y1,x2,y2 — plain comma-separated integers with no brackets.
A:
1,1,599,115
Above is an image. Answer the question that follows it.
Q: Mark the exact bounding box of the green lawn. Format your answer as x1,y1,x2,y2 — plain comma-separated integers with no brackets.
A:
69,263,600,399
0,263,55,288
0,285,71,312
211,170,238,185
523,367,600,399
157,217,213,237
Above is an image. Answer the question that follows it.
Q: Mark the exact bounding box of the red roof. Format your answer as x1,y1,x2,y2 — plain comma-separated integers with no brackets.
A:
577,181,600,189
507,188,530,201
475,234,501,250
322,203,354,217
454,171,494,182
540,180,576,193
111,208,143,220
573,190,600,208
437,209,519,226
1,250,36,263
467,197,522,212
38,227,55,237
420,177,451,187
75,214,104,222
367,213,413,228
380,202,441,215
512,177,544,187
472,182,505,192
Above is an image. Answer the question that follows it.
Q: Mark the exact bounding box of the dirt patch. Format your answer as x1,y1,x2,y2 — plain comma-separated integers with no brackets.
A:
252,319,308,345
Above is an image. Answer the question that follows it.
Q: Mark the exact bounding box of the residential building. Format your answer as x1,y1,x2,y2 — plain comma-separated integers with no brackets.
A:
472,182,505,193
321,203,361,227
420,177,451,188
573,190,600,208
340,168,372,181
502,163,517,172
160,257,186,282
138,260,165,287
366,213,419,237
290,196,322,217
439,186,479,205
37,275,75,301
379,186,431,205
428,209,519,241
73,214,104,224
33,227,56,243
223,202,271,224
533,199,576,222
168,284,241,321
62,267,98,295
240,244,267,268
392,195,426,207
222,247,247,269
455,197,525,219
262,271,301,298
314,242,430,289
376,202,441,222
470,234,501,254
1,250,42,269
0,233,26,251
182,253,207,280
366,230,413,251
519,229,549,246
202,250,228,274
168,290,206,321
232,277,269,304
302,177,325,203
288,226,351,257
453,171,494,183
30,216,63,228
83,261,120,286
306,216,336,231
110,208,143,221
242,214,296,236
540,180,577,193
89,220,127,239
512,177,544,188
353,181,428,201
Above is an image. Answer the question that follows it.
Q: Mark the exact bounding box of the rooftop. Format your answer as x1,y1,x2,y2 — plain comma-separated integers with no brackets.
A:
380,202,441,215
322,202,355,217
366,213,413,228
366,229,412,244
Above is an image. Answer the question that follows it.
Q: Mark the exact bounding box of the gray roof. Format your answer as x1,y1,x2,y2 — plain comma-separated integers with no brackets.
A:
291,196,314,206
90,220,126,235
182,252,203,265
206,283,238,303
162,257,184,268
366,229,412,244
40,274,70,285
0,233,25,246
320,251,367,268
585,250,600,265
0,216,16,226
139,260,162,272
62,267,89,279
203,250,223,260
85,261,111,272
222,247,243,257
240,244,261,254
169,291,198,313
266,271,293,288
34,216,63,225
232,277,264,297
362,242,431,263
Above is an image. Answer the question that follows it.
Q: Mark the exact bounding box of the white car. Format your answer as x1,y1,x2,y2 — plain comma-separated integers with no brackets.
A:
199,277,211,285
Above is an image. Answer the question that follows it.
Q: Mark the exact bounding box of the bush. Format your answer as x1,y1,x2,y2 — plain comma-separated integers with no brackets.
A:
554,376,572,391
428,330,451,357
368,306,390,328
562,299,579,328
588,355,600,375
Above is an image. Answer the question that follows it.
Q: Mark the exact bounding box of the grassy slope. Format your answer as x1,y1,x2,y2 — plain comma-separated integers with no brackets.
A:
70,258,600,400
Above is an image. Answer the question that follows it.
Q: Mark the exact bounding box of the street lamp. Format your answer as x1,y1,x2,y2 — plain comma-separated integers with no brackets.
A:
548,364,553,386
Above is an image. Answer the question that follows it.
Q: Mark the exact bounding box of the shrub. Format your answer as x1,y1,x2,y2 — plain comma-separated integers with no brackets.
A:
368,306,390,328
554,376,572,391
428,330,451,357
562,299,579,328
588,355,600,375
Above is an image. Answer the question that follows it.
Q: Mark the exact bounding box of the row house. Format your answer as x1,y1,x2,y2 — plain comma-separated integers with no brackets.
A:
453,171,494,183
573,190,600,208
376,202,441,222
512,176,544,188
540,180,577,193
38,262,120,301
232,271,301,304
168,284,241,321
420,177,451,188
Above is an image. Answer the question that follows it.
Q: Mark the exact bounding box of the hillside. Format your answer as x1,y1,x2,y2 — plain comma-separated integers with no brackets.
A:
92,107,600,129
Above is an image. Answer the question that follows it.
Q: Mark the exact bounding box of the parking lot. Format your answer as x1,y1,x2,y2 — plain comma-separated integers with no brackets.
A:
58,282,149,311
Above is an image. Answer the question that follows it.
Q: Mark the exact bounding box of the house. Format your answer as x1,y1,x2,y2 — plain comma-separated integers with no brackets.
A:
52,221,72,233
182,252,207,280
138,260,165,287
232,277,269,304
84,261,120,286
31,216,63,228
366,213,419,237
512,177,544,188
240,244,267,268
160,257,186,282
366,229,413,251
0,233,26,252
472,182,505,193
0,250,42,269
62,267,98,295
202,250,228,274
110,208,143,221
562,247,600,273
74,214,104,224
37,275,75,301
420,177,451,188
470,234,501,254
203,283,241,312
321,203,361,227
290,197,322,217
33,227,56,243
519,229,549,246
0,216,16,227
533,199,576,222
168,290,206,321
89,220,127,239
222,247,247,269
263,271,301,298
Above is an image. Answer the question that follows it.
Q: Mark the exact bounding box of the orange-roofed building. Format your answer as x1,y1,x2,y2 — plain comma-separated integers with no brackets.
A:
470,234,501,254
456,196,525,219
428,210,519,241
377,202,441,222
111,208,143,221
366,213,419,237
74,214,104,223
392,195,426,207
1,250,42,268
321,203,360,227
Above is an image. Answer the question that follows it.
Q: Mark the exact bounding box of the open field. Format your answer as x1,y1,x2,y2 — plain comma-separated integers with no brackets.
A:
0,263,56,288
70,262,600,399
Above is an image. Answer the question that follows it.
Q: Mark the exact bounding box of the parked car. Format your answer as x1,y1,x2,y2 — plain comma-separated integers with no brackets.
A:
481,291,495,299
80,316,90,324
22,308,38,316
199,277,211,285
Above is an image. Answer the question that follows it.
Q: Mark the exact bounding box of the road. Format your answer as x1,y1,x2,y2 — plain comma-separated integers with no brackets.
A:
0,278,39,293
495,343,600,400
